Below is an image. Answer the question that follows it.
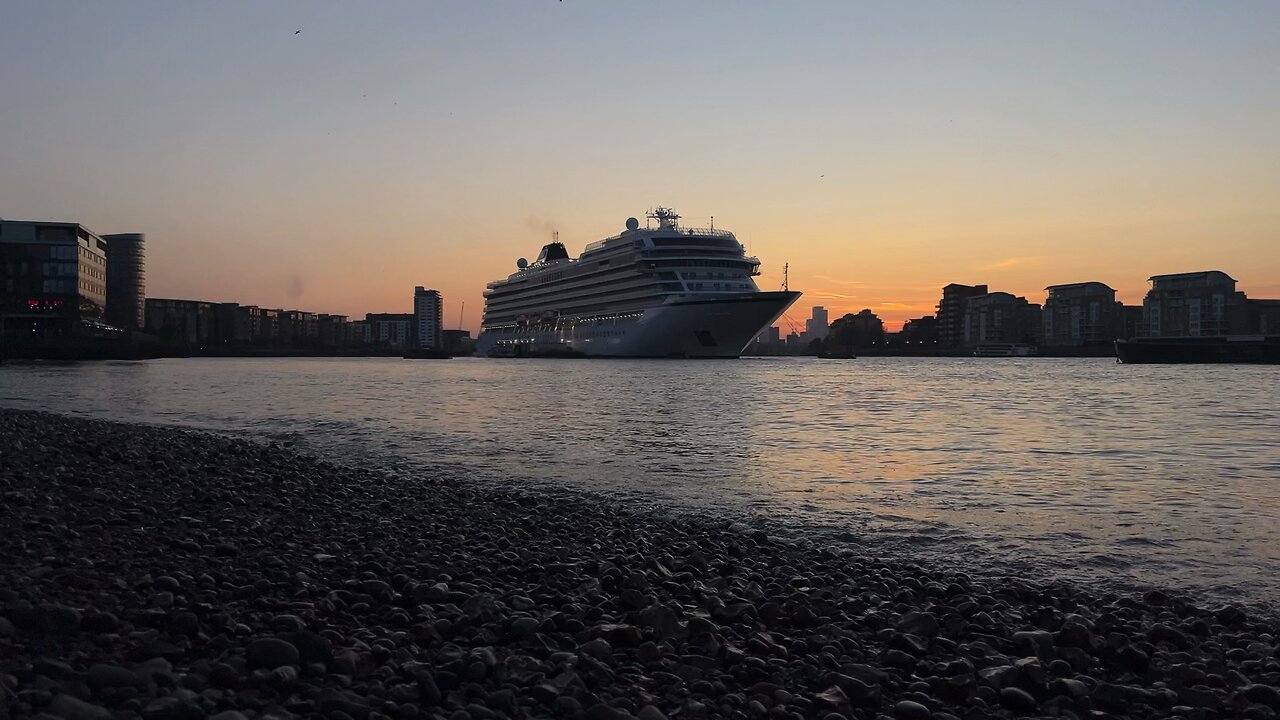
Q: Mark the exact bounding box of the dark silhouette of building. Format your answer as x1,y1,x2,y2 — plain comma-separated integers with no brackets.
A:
900,315,939,345
1249,299,1280,334
0,219,109,340
827,309,884,353
443,329,474,354
365,313,413,347
1122,305,1143,340
1140,271,1248,337
318,314,352,347
805,306,829,341
962,292,1041,346
937,283,987,347
145,298,220,346
103,233,146,330
145,299,368,350
216,303,251,344
413,287,443,349
1042,282,1123,346
280,310,320,345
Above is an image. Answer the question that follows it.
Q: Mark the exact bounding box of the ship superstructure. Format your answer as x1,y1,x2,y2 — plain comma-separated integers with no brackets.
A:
476,208,800,358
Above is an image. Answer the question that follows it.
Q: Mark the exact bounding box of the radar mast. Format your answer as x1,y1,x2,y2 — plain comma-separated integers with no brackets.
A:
645,207,681,229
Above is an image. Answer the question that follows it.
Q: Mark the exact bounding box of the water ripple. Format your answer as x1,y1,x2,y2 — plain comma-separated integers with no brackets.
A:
2,356,1278,609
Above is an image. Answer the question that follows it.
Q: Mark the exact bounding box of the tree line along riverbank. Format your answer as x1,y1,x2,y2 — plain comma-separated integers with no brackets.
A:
2,409,1279,720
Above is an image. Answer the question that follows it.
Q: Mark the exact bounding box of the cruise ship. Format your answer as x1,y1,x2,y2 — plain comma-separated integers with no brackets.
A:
476,208,800,358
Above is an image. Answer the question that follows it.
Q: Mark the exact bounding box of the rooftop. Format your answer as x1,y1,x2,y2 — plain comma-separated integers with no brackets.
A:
1045,281,1116,292
1148,270,1237,283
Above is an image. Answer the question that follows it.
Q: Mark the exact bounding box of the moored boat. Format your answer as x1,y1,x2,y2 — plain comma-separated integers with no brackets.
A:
1115,335,1280,364
974,343,1038,357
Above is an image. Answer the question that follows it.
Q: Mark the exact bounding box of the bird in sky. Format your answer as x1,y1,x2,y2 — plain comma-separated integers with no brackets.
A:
294,30,301,35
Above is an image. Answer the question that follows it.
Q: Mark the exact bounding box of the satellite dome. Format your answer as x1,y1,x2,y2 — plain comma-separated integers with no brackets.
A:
517,257,528,269
625,217,639,231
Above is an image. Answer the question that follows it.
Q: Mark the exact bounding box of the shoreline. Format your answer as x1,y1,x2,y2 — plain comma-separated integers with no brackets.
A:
3,410,1279,719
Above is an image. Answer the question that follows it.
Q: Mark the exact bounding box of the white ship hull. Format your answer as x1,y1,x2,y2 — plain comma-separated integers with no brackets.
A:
477,291,799,358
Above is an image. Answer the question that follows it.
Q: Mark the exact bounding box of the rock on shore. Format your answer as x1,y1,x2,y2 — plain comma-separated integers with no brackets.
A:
2,408,1279,720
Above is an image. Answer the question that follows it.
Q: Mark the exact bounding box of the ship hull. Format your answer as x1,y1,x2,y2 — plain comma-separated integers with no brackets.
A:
477,291,800,358
1115,336,1280,364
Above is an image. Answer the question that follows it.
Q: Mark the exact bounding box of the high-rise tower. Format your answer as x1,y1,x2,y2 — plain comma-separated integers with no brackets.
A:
104,233,146,330
413,286,443,349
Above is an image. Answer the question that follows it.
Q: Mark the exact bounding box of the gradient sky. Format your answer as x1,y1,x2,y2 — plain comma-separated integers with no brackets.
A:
3,2,1278,332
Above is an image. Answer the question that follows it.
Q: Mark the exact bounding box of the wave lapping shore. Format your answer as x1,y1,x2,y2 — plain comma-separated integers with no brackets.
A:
2,410,1279,720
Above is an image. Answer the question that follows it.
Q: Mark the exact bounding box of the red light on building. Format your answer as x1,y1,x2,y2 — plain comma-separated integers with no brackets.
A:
26,298,65,311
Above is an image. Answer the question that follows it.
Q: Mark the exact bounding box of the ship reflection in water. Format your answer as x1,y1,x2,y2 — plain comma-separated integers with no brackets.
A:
3,356,1279,607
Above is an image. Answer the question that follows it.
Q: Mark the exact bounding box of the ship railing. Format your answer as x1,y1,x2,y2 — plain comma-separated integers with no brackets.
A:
586,227,738,251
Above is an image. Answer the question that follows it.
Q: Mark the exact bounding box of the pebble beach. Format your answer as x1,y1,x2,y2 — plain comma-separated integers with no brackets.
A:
3,409,1280,720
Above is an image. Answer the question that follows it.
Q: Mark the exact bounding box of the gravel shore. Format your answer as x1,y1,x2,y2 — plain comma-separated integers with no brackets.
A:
2,409,1279,720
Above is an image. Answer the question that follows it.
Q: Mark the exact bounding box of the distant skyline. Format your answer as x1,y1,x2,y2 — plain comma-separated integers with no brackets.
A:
3,1,1278,332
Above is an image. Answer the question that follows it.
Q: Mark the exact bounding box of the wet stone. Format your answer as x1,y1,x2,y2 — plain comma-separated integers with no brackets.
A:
246,637,300,669
1000,686,1038,713
897,611,939,638
1244,684,1280,710
37,605,82,635
893,699,932,720
87,663,139,689
48,694,112,720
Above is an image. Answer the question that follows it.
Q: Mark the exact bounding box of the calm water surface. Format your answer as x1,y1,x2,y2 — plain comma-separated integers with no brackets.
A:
3,357,1278,608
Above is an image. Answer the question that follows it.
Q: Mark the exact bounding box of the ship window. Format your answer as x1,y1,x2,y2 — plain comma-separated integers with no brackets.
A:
650,237,740,249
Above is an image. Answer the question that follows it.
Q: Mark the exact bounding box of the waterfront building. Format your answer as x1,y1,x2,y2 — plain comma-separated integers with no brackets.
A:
827,309,884,353
145,299,362,349
1042,282,1123,346
937,283,988,347
1140,271,1248,337
217,303,251,344
280,310,320,345
318,314,351,347
805,306,829,340
962,292,1041,346
257,308,282,343
349,320,369,344
103,233,146,330
225,303,275,343
0,219,109,340
145,298,220,346
365,313,412,347
443,329,474,354
900,315,938,345
1122,305,1143,340
413,287,443,350
1249,299,1280,334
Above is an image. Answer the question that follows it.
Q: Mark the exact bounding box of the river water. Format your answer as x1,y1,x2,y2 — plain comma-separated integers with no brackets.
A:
2,356,1277,609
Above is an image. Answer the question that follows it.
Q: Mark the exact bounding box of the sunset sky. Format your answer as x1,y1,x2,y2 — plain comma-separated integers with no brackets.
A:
3,2,1278,332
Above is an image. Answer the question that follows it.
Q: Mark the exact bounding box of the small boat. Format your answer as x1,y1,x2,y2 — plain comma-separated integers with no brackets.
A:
974,343,1038,357
1115,335,1280,364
